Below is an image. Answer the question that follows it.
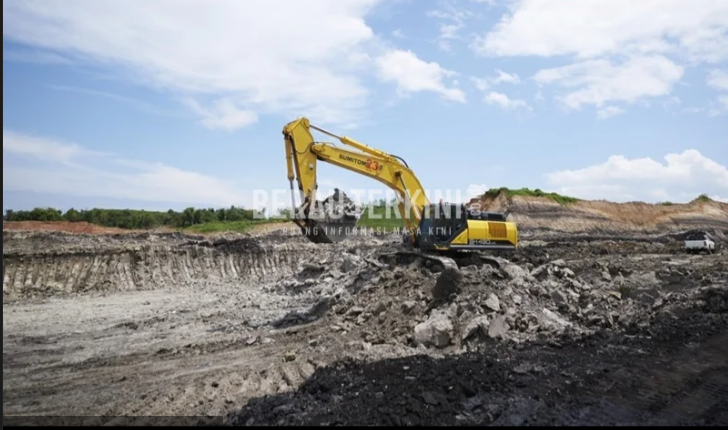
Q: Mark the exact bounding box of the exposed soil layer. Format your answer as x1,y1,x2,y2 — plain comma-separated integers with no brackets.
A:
471,194,728,240
3,221,132,235
3,228,727,425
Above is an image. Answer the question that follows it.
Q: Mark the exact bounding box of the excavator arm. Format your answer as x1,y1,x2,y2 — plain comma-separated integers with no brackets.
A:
283,117,519,251
284,117,428,243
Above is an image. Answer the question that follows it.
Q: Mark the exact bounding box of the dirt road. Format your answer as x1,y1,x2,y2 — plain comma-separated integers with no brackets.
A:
3,229,727,425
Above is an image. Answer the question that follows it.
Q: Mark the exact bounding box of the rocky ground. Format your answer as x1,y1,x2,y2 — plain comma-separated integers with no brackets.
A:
3,227,727,425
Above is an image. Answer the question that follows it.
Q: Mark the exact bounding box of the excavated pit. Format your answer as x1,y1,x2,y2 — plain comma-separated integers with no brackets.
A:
3,227,727,424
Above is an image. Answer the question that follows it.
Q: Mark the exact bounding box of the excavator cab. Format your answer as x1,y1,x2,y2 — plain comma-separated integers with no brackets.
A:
416,203,466,251
416,203,517,252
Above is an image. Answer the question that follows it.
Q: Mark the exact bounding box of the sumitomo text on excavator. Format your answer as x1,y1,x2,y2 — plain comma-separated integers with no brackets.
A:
283,117,519,254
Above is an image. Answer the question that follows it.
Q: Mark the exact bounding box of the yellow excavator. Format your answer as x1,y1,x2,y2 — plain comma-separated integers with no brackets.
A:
283,117,518,253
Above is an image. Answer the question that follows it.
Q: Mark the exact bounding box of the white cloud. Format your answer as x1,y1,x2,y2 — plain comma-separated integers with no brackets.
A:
3,131,84,164
663,96,682,110
3,130,253,207
182,98,258,132
533,56,684,109
471,77,490,92
707,70,728,114
492,69,520,84
50,85,182,117
708,69,728,91
473,0,728,62
2,0,386,128
3,49,73,65
720,95,728,109
545,149,728,203
439,24,462,39
426,2,475,51
375,49,466,102
470,69,520,92
484,92,531,110
471,1,728,114
597,106,625,120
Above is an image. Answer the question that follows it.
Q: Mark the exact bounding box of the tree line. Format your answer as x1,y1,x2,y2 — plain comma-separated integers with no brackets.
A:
3,206,268,229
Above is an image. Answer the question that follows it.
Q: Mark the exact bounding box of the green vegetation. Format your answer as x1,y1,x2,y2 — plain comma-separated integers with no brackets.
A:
3,206,285,233
660,201,674,206
184,219,282,234
356,203,405,231
484,187,580,206
2,203,410,235
696,194,713,203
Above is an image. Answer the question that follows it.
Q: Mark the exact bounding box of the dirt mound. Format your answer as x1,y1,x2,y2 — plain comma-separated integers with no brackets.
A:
3,221,131,234
470,193,728,239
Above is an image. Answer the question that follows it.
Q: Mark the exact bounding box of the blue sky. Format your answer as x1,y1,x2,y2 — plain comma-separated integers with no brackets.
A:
3,0,728,214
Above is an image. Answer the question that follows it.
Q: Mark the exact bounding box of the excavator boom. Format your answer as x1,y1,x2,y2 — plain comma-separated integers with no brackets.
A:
283,117,519,251
284,117,427,242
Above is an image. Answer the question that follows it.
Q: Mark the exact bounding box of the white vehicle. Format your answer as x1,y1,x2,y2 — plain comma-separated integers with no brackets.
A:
684,232,715,254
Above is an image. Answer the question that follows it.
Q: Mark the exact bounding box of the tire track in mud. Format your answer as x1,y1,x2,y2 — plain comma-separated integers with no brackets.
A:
606,332,728,426
3,234,392,417
118,349,321,417
3,333,323,417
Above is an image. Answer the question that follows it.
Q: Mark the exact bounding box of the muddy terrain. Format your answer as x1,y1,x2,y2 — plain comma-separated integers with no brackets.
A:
3,223,727,425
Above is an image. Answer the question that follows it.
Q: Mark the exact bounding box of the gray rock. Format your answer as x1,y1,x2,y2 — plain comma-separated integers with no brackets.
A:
356,313,370,325
502,263,529,281
422,391,439,405
488,315,509,339
341,255,361,273
432,267,464,302
531,265,550,280
347,306,365,316
540,309,572,330
484,294,500,312
605,312,614,327
550,291,567,305
401,301,417,314
462,315,490,341
414,310,453,348
372,302,388,315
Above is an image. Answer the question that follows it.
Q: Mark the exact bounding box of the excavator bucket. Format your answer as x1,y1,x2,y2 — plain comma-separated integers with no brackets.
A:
296,189,362,244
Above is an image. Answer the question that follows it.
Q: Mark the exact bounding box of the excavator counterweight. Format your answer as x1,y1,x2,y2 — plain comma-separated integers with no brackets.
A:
283,117,519,252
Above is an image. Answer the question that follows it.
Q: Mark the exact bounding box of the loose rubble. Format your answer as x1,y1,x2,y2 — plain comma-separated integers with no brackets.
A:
3,228,727,424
